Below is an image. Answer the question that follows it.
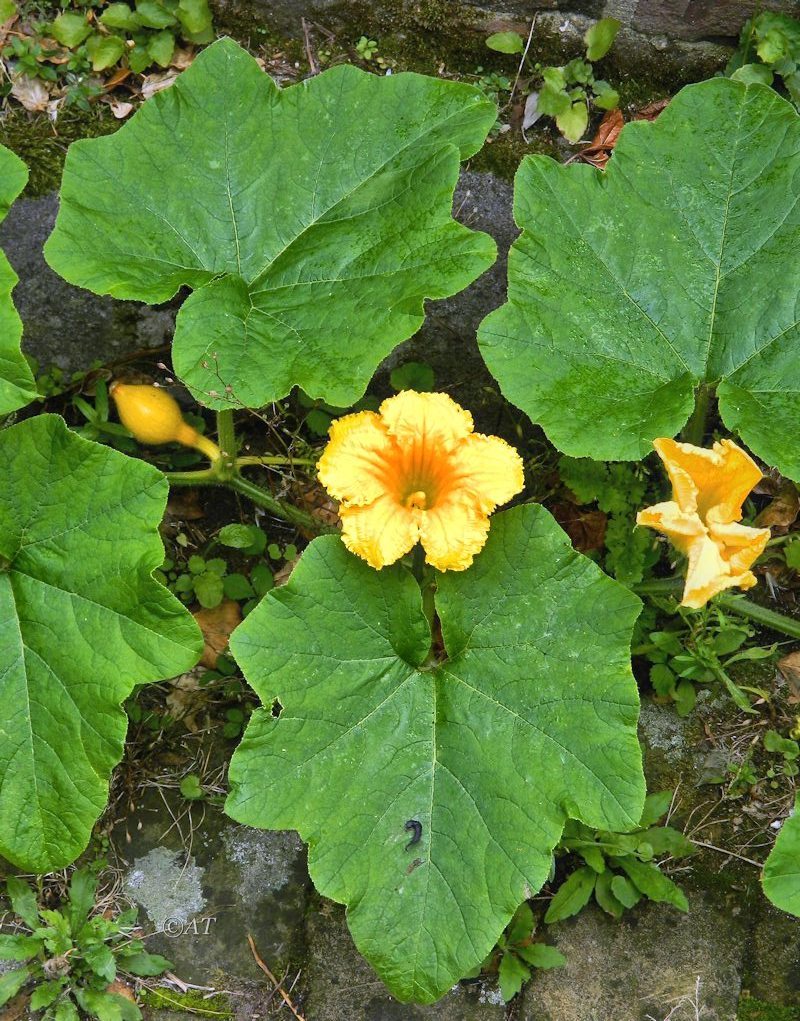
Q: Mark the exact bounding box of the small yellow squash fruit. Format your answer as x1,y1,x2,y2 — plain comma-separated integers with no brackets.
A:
110,382,221,461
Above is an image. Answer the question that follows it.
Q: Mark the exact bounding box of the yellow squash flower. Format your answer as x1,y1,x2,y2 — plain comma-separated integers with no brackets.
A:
317,391,524,571
637,437,770,609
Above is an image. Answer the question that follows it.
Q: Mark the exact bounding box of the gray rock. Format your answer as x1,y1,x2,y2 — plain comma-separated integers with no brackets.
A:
630,0,800,43
303,899,506,1020
380,169,516,431
518,886,746,1021
116,786,308,988
0,192,174,377
744,898,800,1005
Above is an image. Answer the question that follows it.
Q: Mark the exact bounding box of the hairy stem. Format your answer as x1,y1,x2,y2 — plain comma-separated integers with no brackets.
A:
228,475,329,534
680,384,713,447
236,455,317,468
633,577,800,640
215,409,237,480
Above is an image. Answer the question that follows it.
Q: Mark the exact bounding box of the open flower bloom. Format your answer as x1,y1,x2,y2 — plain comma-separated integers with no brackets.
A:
637,438,770,609
317,391,524,571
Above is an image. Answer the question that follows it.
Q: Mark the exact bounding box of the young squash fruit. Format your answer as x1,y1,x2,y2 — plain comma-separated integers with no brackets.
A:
110,381,221,461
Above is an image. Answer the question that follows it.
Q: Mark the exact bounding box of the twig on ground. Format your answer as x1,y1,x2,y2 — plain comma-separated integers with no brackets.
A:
247,934,306,1020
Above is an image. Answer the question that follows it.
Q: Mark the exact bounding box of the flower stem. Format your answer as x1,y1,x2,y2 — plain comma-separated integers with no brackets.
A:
680,384,713,447
236,455,317,468
228,475,330,534
216,409,237,480
632,577,800,639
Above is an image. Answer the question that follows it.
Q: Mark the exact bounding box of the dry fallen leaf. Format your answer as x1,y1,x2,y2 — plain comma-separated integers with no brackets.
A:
166,488,205,520
164,670,203,727
107,980,136,1003
274,556,300,587
141,70,178,99
170,46,195,69
755,481,800,533
109,99,134,119
193,598,242,668
634,98,670,121
778,650,800,702
550,502,607,553
570,108,624,170
10,73,50,111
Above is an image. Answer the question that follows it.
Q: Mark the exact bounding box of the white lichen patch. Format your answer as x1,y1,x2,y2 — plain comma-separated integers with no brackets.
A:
124,846,205,931
223,826,303,898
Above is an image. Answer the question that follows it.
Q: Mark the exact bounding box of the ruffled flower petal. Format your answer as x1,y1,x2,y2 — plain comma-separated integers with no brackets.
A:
452,434,525,513
640,437,769,609
653,438,763,523
420,495,490,571
339,495,420,570
380,391,474,452
682,534,752,609
316,411,394,506
636,501,706,558
707,519,770,575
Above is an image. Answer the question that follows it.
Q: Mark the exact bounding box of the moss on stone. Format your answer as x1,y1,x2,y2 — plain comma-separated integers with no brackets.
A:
140,985,235,1018
0,105,120,197
738,999,800,1021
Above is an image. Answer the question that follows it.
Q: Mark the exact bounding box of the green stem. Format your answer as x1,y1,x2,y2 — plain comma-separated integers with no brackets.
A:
164,468,220,485
715,592,800,640
228,475,330,534
632,577,800,640
236,455,317,468
215,409,237,480
680,384,713,447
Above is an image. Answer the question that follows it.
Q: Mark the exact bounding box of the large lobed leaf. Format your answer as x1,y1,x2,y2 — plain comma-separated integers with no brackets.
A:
225,505,644,1002
763,794,800,916
44,38,497,410
0,144,37,414
0,416,202,871
478,79,800,476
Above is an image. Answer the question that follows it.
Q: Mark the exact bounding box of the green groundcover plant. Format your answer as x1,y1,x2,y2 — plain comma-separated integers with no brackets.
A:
2,41,800,1008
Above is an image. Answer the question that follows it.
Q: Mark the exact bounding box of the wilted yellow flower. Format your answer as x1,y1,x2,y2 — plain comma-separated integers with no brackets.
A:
317,391,524,571
637,437,770,609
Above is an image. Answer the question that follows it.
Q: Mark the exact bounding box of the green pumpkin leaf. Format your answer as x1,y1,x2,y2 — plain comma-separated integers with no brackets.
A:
763,794,800,915
225,505,643,1002
45,38,496,410
478,79,800,476
0,146,36,413
0,415,202,871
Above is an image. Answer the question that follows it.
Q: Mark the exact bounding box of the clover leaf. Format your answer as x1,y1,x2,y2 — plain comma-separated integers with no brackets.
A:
0,145,37,414
478,79,800,477
763,793,800,916
225,504,644,1002
0,416,202,871
45,38,497,410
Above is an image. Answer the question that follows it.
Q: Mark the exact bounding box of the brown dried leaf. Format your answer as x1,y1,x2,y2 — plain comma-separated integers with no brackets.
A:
634,98,670,121
549,502,607,553
10,73,50,111
141,70,178,99
755,481,800,533
274,556,300,587
166,488,205,520
571,109,623,171
193,598,242,668
779,650,800,702
108,99,134,119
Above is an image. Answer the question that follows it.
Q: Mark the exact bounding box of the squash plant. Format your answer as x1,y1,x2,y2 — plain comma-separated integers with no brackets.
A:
0,39,654,1004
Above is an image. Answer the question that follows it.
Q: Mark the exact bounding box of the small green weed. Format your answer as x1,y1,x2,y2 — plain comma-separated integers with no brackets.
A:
641,605,776,716
547,792,693,922
485,17,620,141
463,902,564,1002
726,11,800,108
0,868,170,1019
